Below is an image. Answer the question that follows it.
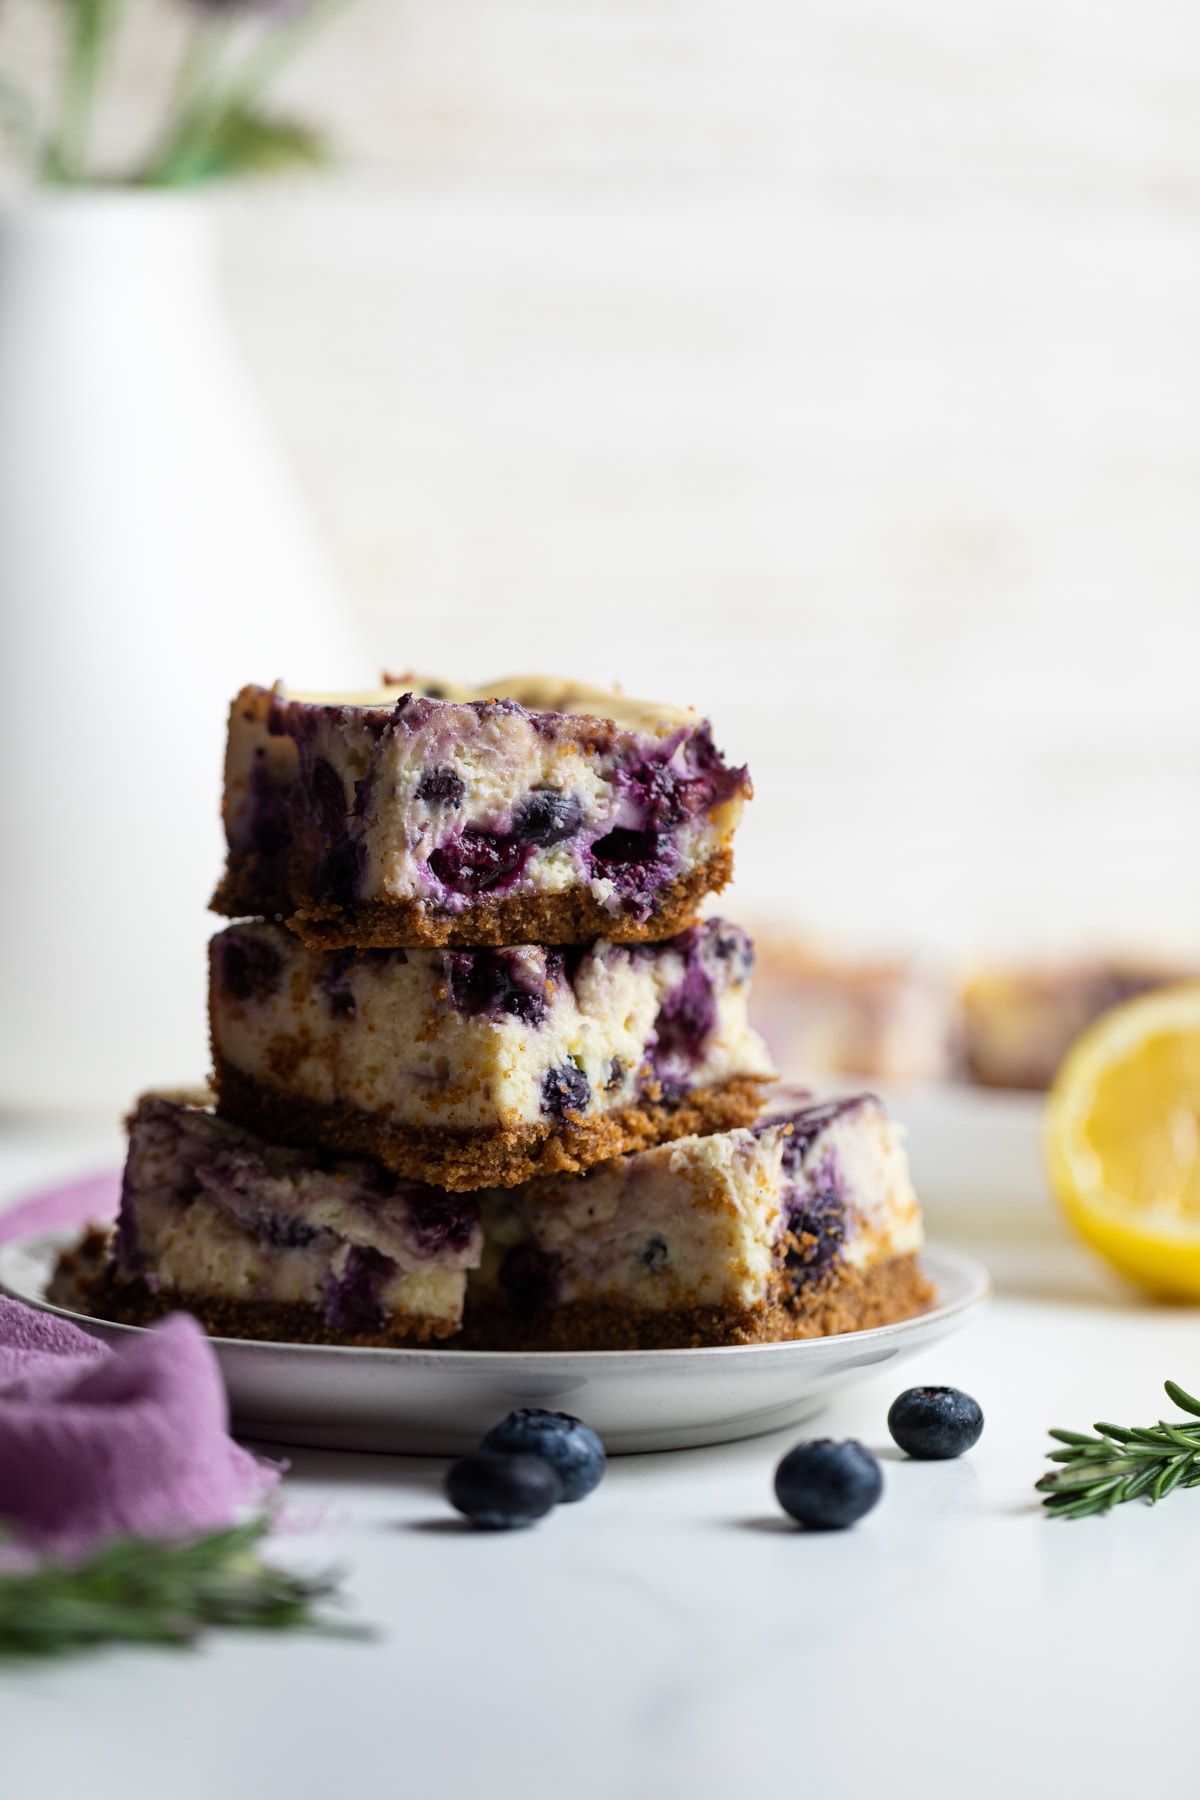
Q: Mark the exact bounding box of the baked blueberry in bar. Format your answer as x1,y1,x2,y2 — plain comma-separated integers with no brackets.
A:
209,916,775,1190
464,1091,932,1349
54,1093,484,1344
211,675,751,948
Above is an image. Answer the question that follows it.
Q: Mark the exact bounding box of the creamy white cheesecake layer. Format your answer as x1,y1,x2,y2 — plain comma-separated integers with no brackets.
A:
473,1091,922,1316
117,1094,482,1334
128,1191,465,1323
222,677,748,922
210,919,774,1136
759,1093,923,1272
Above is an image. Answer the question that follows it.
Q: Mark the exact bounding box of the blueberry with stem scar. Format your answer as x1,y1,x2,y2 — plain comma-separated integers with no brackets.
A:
480,1409,606,1503
888,1387,984,1460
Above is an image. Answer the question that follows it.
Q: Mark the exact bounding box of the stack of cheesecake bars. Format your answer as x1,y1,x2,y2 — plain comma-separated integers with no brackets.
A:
62,674,932,1350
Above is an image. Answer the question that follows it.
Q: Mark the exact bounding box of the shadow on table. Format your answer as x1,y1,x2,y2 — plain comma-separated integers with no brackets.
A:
404,1517,477,1535
240,1440,453,1492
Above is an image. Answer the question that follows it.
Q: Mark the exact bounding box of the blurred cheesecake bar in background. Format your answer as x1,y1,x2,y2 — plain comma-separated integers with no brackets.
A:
748,933,959,1084
467,1089,930,1350
213,676,751,949
750,932,1198,1092
209,917,775,1190
960,959,1199,1090
55,1093,484,1345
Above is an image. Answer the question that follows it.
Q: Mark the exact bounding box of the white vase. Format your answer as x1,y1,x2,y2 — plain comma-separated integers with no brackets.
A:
0,192,370,1112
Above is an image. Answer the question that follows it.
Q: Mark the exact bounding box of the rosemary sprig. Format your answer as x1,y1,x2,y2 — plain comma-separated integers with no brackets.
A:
1038,1380,1200,1519
0,1515,357,1659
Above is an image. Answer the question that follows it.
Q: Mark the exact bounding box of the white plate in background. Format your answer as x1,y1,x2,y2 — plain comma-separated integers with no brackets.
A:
881,1083,1049,1227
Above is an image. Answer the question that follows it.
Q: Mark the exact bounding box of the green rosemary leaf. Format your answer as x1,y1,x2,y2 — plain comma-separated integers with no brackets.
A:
0,1515,359,1660
1040,1381,1200,1520
1157,1424,1200,1450
1164,1381,1200,1419
1121,1464,1161,1502
1109,1425,1184,1448
1153,1458,1191,1503
1044,1480,1123,1519
1039,1459,1139,1493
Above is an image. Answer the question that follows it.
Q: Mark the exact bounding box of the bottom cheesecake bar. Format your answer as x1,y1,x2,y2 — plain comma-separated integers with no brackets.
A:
55,1092,484,1345
464,1090,931,1349
58,1089,931,1351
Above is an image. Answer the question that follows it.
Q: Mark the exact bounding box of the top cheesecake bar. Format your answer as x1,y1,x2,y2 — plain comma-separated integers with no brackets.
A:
212,675,751,949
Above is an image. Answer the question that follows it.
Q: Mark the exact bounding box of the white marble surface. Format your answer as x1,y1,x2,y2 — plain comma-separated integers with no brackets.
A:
2,1109,1199,1800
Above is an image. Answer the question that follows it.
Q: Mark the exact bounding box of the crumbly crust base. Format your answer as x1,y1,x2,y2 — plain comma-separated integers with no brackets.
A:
50,1229,459,1348
460,1253,935,1351
210,849,733,949
54,1232,932,1352
211,1061,770,1190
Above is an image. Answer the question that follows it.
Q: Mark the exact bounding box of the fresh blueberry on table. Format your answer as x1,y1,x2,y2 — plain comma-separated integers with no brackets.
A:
445,1450,563,1529
887,1386,984,1460
480,1408,607,1502
774,1439,883,1530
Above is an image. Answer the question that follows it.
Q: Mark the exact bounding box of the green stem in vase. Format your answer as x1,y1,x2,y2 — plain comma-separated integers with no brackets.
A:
43,0,126,185
139,16,229,187
0,69,41,162
140,0,350,187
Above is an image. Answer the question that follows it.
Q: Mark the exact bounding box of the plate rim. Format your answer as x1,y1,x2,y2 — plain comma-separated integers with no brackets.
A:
0,1230,990,1371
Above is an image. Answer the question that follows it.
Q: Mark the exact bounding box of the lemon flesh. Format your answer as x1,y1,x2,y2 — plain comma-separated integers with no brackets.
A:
1044,984,1200,1299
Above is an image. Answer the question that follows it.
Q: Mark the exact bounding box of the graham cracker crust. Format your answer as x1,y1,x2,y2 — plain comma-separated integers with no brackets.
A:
54,1231,933,1353
212,1060,770,1191
51,1229,459,1347
210,849,733,950
460,1253,935,1351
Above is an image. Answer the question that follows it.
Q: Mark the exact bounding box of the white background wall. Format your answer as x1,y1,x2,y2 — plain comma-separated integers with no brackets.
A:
4,0,1200,961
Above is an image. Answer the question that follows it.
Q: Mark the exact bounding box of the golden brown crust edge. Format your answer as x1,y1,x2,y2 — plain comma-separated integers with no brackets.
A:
49,1229,460,1346
460,1253,934,1350
211,1060,770,1191
55,1231,932,1352
210,850,733,949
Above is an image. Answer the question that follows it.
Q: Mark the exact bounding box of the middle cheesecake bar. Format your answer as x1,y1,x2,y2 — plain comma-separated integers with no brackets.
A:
210,916,775,1190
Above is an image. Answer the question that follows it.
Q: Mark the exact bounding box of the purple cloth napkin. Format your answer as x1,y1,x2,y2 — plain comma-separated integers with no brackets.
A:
0,1169,120,1247
0,1294,279,1558
0,1169,279,1556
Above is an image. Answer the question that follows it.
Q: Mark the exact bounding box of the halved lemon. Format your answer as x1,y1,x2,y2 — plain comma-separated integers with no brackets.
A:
1044,982,1200,1298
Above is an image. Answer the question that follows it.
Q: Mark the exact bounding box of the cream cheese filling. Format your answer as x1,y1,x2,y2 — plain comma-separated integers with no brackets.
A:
211,923,774,1134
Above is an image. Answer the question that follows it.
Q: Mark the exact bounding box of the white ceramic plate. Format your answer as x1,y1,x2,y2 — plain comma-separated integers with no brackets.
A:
0,1232,989,1454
